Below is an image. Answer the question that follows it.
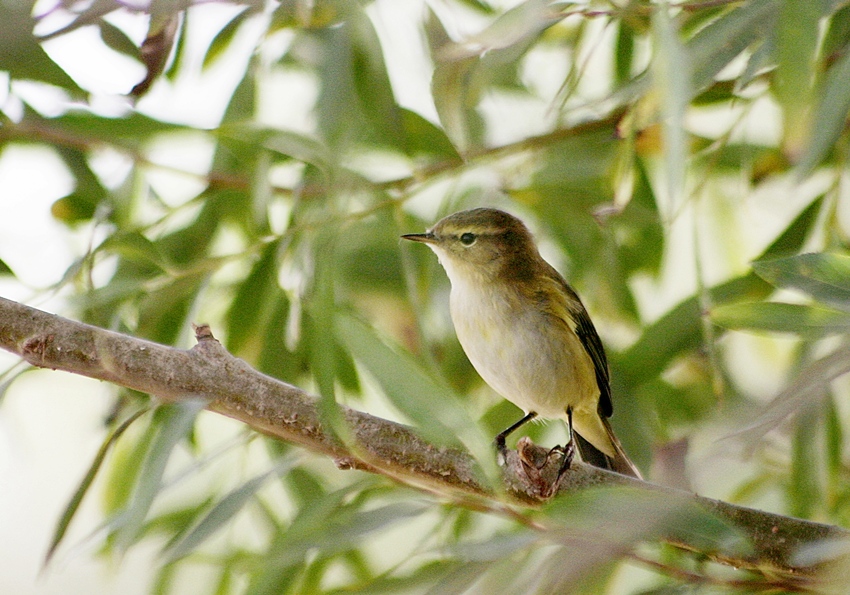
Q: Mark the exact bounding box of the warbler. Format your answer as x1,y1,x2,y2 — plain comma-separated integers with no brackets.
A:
402,208,641,479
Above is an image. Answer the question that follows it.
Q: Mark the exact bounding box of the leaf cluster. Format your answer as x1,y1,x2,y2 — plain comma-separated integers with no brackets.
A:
3,0,850,593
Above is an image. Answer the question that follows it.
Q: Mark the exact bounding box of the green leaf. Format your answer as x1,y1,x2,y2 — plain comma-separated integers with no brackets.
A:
46,111,189,145
248,485,426,595
301,232,352,446
686,0,779,93
399,108,461,163
103,413,158,515
796,46,850,176
225,239,284,357
98,232,170,270
546,486,750,558
428,8,479,153
421,561,492,595
202,7,253,70
753,252,850,312
44,408,149,566
50,146,108,224
0,258,15,277
614,20,635,87
344,6,406,150
774,0,822,152
98,19,141,62
825,395,843,485
822,4,850,59
259,130,331,172
710,302,850,337
164,9,188,81
441,0,560,58
732,345,850,443
651,5,691,218
134,271,208,345
163,460,293,562
790,406,823,519
0,3,85,96
335,313,482,451
618,196,822,386
218,124,331,179
113,400,204,552
617,159,664,276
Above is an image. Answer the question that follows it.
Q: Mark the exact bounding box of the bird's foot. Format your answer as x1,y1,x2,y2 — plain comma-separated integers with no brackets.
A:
544,441,575,497
515,437,563,498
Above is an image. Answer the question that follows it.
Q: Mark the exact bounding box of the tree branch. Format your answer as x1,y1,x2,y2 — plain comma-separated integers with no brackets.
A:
0,296,847,590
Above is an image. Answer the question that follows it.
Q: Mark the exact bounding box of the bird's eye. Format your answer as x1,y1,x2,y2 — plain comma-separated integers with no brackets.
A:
459,232,477,246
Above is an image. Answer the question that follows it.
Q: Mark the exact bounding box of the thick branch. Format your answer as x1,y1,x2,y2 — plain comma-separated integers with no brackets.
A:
0,296,847,589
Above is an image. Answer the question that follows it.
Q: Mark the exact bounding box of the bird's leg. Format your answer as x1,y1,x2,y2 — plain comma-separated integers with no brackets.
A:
549,407,575,480
494,411,537,465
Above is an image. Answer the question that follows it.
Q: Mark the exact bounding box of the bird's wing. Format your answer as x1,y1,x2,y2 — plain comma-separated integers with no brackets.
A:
546,271,613,419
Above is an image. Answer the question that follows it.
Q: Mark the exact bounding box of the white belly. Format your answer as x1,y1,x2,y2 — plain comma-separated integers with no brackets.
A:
449,282,599,420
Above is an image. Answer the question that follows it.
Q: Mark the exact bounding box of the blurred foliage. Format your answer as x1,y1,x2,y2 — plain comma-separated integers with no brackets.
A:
3,0,850,593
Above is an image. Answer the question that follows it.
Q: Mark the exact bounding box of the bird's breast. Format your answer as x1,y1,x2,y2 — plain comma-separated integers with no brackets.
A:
448,281,599,418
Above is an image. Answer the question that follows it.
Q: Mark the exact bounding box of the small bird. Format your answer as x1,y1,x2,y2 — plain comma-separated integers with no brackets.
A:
402,208,641,479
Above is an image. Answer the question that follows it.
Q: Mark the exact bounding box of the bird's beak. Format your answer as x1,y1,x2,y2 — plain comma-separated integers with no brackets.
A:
401,232,436,244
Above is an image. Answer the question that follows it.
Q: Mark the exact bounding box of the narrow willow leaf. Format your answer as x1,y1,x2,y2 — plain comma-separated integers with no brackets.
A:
790,407,823,519
0,3,85,95
797,46,850,176
428,8,477,152
823,4,850,59
337,313,480,447
50,111,189,144
98,19,141,61
731,345,850,443
103,411,157,516
163,459,293,562
438,0,560,59
164,11,188,81
217,125,331,178
450,532,537,562
619,197,821,385
753,253,850,312
614,20,635,86
422,561,492,595
136,272,207,345
304,233,351,446
225,239,283,356
96,231,170,271
687,0,778,92
825,395,843,483
44,408,150,566
546,486,750,557
774,0,822,153
710,301,850,337
247,484,364,595
344,5,406,150
0,258,14,276
113,400,204,552
202,7,253,70
400,107,461,163
651,5,691,219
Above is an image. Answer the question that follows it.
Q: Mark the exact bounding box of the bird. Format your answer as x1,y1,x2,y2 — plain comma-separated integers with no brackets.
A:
402,207,642,480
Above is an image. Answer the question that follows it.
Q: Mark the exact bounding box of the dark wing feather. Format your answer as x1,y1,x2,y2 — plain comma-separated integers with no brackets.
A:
559,279,613,418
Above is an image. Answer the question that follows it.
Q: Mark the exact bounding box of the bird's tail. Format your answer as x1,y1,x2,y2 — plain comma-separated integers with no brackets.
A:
575,418,642,479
